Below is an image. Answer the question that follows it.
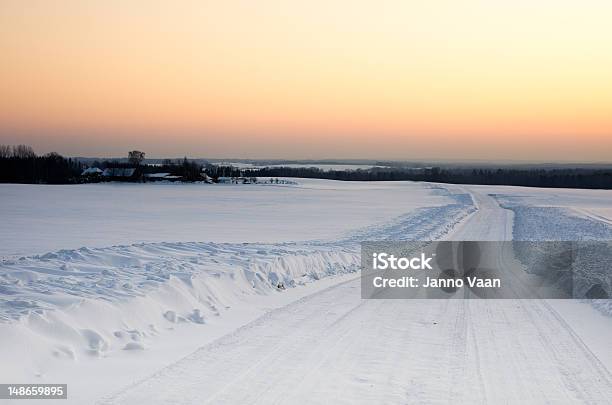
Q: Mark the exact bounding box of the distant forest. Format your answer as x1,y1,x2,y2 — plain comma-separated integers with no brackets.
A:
0,145,82,184
241,166,612,189
0,145,610,189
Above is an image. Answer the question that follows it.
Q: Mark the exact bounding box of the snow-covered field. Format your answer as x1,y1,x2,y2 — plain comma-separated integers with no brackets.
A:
1,179,611,404
0,180,451,257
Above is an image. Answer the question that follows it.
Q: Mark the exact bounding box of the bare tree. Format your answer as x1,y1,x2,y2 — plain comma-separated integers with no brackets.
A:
0,144,11,158
128,150,145,167
12,145,35,158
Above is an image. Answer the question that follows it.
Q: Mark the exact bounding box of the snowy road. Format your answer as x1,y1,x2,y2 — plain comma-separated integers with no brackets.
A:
445,186,512,241
103,189,612,404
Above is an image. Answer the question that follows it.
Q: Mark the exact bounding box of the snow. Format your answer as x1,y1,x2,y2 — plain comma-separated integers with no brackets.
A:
456,184,612,223
143,173,171,178
102,168,135,177
1,180,611,403
0,179,452,258
0,242,361,402
81,168,103,176
214,162,388,171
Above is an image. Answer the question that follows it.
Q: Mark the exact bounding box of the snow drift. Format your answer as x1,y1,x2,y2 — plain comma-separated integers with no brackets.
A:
0,241,359,361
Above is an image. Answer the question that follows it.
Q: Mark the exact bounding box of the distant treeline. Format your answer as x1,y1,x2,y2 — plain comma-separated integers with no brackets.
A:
0,146,213,184
1,145,610,188
0,145,82,184
242,166,612,189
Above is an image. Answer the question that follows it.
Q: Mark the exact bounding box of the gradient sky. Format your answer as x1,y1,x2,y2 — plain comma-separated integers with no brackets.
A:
1,0,611,161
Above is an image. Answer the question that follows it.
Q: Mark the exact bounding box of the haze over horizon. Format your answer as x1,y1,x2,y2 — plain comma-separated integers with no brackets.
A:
68,154,612,165
1,1,611,162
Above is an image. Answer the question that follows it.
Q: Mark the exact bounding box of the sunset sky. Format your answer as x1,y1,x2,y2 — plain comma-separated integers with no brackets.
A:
1,0,611,161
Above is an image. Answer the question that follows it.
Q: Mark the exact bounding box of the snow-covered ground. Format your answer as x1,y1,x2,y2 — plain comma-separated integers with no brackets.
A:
1,180,611,404
0,180,451,257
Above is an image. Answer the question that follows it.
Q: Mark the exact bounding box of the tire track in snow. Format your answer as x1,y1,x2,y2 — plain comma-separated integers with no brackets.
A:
449,189,612,403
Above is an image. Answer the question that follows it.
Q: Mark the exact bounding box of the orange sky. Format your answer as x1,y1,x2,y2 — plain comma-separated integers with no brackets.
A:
1,0,611,161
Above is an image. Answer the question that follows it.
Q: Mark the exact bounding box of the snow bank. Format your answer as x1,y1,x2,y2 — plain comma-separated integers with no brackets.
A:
497,198,612,241
495,194,612,316
0,241,359,361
